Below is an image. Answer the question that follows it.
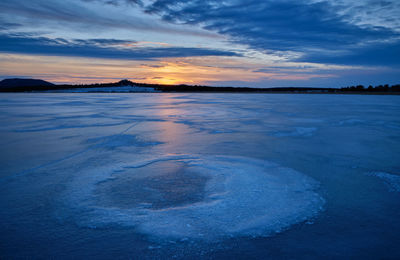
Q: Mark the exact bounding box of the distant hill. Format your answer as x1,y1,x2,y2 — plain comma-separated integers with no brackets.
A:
0,78,55,88
0,79,157,92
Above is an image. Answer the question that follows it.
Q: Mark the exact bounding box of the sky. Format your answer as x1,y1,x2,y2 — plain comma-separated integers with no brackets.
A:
0,0,399,88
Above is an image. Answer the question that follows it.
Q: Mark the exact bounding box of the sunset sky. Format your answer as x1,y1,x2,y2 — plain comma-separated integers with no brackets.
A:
0,0,399,87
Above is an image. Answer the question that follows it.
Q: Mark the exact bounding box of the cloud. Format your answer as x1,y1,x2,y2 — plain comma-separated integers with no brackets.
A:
72,38,137,46
0,0,215,38
0,18,22,31
0,33,239,60
82,0,143,6
145,0,400,66
298,41,400,66
320,0,400,30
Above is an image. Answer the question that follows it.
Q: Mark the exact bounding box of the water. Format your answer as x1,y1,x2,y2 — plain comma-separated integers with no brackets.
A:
0,93,399,258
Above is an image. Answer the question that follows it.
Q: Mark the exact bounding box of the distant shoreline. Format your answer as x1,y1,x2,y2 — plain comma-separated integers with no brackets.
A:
1,78,399,95
2,91,399,95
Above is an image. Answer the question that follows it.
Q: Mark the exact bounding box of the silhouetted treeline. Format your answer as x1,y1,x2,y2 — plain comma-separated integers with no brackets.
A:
1,78,399,94
153,83,400,93
339,84,400,93
40,80,400,93
154,85,336,93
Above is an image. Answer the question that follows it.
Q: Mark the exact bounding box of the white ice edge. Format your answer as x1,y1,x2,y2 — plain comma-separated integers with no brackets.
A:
59,155,325,241
367,171,400,193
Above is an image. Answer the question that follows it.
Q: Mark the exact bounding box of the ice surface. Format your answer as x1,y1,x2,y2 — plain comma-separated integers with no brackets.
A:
1,93,400,258
368,172,400,193
271,127,317,137
61,155,324,240
45,86,159,93
86,134,163,149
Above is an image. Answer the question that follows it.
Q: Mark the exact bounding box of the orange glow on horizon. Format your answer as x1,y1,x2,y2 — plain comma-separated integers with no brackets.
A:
0,53,337,86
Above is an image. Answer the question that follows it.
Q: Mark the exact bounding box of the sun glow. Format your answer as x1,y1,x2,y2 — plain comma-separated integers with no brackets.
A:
0,53,339,86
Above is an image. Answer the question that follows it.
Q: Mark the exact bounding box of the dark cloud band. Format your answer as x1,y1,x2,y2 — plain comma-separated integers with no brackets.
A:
145,0,400,66
0,34,239,60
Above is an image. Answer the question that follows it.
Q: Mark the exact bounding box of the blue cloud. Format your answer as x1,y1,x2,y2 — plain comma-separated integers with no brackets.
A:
145,0,400,66
0,33,239,59
0,18,22,31
82,0,143,6
0,0,206,36
298,41,400,66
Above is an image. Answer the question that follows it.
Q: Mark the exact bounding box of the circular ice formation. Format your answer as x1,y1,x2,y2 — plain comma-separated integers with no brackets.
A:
61,155,324,240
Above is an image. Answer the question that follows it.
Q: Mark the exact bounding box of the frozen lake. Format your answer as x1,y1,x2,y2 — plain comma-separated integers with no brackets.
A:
0,93,399,258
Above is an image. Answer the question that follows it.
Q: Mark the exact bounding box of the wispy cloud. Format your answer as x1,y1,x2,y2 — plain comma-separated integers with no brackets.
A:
0,33,239,60
0,0,216,37
145,0,400,66
82,0,143,7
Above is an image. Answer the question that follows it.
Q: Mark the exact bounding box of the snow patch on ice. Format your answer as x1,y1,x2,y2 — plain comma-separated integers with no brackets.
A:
338,119,400,130
45,86,159,93
290,118,324,123
367,172,400,193
338,119,365,125
86,134,163,149
271,127,317,137
59,155,324,241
